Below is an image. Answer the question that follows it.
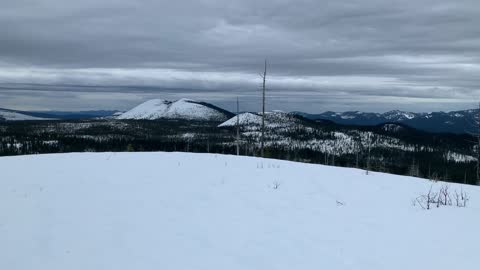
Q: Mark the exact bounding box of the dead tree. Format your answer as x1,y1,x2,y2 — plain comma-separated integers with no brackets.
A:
356,143,360,168
408,158,420,177
260,59,267,158
366,133,372,175
476,103,480,184
236,97,240,156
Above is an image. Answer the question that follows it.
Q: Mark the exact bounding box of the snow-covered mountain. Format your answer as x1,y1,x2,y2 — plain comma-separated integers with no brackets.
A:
297,109,480,134
219,112,263,127
0,108,51,121
218,111,475,165
219,111,306,129
117,98,233,121
2,152,479,270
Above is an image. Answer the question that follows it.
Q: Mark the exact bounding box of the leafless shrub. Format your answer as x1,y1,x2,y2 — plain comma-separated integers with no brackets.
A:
454,189,469,207
272,181,281,189
415,184,469,210
438,185,452,206
415,185,437,210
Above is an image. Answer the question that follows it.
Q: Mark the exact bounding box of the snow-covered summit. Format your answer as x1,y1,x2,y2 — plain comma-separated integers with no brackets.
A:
117,98,232,121
218,112,263,127
117,99,170,120
383,110,416,120
218,111,304,129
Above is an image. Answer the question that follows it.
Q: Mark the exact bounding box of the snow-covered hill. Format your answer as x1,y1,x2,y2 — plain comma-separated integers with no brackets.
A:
0,108,51,121
117,98,233,121
1,152,479,270
218,112,262,127
219,111,306,129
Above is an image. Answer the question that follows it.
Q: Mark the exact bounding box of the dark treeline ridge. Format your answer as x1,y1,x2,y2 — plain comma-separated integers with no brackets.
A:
0,119,477,185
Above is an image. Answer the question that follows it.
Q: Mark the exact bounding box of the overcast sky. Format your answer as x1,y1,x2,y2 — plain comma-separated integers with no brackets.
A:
1,0,480,113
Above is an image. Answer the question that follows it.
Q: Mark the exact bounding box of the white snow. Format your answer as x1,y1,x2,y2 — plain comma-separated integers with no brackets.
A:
218,112,262,127
1,152,479,270
444,151,476,163
116,99,170,120
384,110,416,120
0,110,51,121
219,111,302,129
382,123,405,133
117,98,229,121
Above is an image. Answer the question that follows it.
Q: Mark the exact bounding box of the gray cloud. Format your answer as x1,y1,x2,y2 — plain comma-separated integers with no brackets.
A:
1,0,480,112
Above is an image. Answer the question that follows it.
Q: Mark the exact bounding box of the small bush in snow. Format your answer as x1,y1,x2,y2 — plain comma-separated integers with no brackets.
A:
272,181,281,189
414,184,469,210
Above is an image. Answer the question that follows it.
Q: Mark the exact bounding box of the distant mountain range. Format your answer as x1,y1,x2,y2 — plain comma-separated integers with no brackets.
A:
294,109,479,134
2,99,479,134
0,108,52,121
0,108,120,121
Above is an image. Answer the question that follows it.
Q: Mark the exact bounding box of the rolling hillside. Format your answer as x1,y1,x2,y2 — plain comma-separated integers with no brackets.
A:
1,152,479,270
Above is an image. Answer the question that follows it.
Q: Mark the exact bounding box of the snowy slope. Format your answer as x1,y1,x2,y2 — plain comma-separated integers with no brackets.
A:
0,109,51,121
1,152,479,270
116,99,170,119
218,112,262,127
117,98,232,121
219,111,304,129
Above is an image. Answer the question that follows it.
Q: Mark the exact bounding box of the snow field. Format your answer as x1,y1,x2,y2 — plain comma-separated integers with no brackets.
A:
1,152,479,270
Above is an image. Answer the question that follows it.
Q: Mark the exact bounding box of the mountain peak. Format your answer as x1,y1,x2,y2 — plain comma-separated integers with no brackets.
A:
176,98,196,103
117,98,232,121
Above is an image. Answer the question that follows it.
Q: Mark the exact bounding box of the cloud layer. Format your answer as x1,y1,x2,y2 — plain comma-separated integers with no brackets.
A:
1,0,480,112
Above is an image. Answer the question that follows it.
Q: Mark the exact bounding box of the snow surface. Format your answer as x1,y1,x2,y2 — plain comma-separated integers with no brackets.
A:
0,110,50,121
382,123,405,133
117,98,229,121
1,152,479,270
218,112,262,127
219,111,302,129
384,110,416,120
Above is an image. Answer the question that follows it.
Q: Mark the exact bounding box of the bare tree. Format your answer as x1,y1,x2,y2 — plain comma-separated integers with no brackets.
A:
366,133,372,175
260,59,267,157
236,97,240,156
476,103,480,184
408,158,420,177
414,184,468,210
355,143,360,168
